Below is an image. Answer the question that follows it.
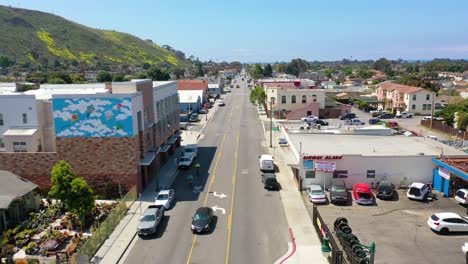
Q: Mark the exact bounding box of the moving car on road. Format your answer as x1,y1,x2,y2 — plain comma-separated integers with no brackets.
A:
191,207,214,233
155,189,175,209
301,115,319,123
314,119,329,126
259,154,274,172
330,179,349,204
377,113,395,119
218,100,225,106
306,185,327,204
345,119,365,125
278,138,289,147
375,181,394,200
353,183,374,205
427,212,468,235
137,205,164,236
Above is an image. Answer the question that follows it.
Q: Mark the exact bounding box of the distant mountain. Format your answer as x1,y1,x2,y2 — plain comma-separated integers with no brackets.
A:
0,5,187,68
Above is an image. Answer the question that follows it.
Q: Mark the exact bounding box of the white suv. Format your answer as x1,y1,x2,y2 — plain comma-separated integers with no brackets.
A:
396,111,414,118
407,182,431,201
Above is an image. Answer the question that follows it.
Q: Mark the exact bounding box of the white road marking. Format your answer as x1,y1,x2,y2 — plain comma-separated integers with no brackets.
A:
192,186,203,193
213,192,227,199
212,205,226,214
242,169,248,175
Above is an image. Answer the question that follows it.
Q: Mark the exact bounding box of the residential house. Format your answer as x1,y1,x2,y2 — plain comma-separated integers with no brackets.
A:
376,82,435,115
0,170,40,233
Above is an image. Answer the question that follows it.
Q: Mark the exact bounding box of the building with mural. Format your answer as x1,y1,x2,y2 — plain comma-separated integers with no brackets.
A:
0,80,180,194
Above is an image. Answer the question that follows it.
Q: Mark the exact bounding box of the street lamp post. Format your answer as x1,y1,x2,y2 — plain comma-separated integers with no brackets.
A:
270,99,273,148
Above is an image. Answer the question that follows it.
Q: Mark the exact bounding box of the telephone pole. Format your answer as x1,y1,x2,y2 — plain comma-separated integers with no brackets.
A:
270,99,273,148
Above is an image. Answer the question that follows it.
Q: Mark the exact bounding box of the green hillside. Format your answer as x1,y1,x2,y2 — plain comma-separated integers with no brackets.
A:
0,5,186,68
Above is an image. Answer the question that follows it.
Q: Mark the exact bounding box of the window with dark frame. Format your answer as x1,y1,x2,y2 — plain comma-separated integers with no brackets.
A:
333,170,348,178
367,170,376,178
305,171,315,178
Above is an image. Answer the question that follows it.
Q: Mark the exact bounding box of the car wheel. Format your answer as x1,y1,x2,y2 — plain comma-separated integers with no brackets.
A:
440,228,449,235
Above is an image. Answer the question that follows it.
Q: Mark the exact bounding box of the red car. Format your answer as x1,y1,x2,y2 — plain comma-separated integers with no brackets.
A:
353,183,374,205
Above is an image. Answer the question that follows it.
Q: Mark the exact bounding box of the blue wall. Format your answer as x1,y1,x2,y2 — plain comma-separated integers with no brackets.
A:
432,158,468,197
53,97,134,137
179,102,200,114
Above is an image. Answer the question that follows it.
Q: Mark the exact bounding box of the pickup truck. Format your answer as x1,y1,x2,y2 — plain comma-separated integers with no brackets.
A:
182,144,198,159
178,155,194,169
396,111,414,118
137,205,164,236
301,115,318,123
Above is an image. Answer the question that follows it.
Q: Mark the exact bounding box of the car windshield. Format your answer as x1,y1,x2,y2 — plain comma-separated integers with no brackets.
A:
358,192,371,199
311,190,324,195
194,213,209,221
141,215,156,222
157,194,169,200
379,185,392,192
180,158,191,162
456,190,466,198
331,185,345,192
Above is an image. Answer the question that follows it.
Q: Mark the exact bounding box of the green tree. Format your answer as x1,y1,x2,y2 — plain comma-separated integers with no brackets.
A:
96,71,112,82
71,74,87,83
263,64,273,77
249,86,266,106
48,72,72,84
343,66,353,76
49,161,95,228
147,67,170,81
252,64,263,79
172,68,185,79
135,73,147,79
112,73,126,82
0,56,15,67
373,58,392,75
285,58,309,76
48,77,66,84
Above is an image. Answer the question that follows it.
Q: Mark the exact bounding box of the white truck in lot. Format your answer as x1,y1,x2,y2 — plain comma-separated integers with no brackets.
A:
182,144,198,159
259,154,274,172
396,111,414,118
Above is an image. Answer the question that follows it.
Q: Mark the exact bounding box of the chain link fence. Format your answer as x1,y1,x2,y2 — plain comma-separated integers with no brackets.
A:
71,185,138,264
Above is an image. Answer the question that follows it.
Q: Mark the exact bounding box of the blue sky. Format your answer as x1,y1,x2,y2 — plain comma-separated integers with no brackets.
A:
1,0,468,62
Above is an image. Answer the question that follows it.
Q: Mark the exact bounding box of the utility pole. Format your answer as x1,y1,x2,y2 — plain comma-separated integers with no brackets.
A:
270,99,273,148
430,91,435,129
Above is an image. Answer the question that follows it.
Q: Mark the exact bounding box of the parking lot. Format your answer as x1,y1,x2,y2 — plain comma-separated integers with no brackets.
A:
303,190,468,264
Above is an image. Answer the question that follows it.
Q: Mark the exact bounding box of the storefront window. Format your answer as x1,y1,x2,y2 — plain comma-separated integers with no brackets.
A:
305,171,315,178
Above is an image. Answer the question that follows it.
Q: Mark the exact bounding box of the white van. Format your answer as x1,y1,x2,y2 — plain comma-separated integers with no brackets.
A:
259,154,274,172
182,144,198,159
455,189,468,204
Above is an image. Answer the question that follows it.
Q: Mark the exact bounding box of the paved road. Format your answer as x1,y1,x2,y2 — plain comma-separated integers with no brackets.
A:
123,76,289,264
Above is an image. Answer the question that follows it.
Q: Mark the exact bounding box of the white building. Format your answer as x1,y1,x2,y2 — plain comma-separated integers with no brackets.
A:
208,83,222,97
278,122,468,190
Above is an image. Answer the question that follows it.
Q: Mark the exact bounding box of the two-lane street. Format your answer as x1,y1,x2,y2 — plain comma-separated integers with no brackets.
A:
123,76,289,264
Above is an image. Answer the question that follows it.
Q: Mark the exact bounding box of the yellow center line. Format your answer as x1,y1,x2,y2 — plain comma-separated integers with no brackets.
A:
186,133,227,264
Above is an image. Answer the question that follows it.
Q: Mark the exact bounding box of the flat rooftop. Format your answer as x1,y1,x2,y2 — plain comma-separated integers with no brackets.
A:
288,133,467,157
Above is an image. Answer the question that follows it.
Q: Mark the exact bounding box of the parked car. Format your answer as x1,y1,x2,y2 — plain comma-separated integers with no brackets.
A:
137,205,164,236
455,189,468,204
306,185,327,204
262,173,280,190
259,154,274,172
462,242,468,255
198,108,208,114
182,144,198,159
330,179,349,204
178,156,194,169
396,111,414,118
372,111,386,117
314,119,329,126
345,119,365,125
353,183,374,205
301,115,319,123
422,115,444,121
189,113,199,122
339,113,356,120
427,212,468,235
191,207,214,233
369,118,381,125
278,138,289,147
236,85,240,88
155,189,175,209
435,103,446,109
377,113,395,119
370,109,384,115
218,100,225,106
407,182,431,201
375,181,394,200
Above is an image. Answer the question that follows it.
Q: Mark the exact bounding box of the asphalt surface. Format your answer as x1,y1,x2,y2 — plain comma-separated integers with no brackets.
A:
123,76,289,264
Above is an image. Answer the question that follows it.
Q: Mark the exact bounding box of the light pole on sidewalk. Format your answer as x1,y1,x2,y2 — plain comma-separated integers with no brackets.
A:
270,99,273,148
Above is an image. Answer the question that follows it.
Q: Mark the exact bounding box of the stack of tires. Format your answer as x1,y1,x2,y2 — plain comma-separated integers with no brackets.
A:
333,217,370,264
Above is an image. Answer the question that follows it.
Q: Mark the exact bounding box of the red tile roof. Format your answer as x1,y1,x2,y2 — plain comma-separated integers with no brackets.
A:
378,82,425,94
178,80,208,91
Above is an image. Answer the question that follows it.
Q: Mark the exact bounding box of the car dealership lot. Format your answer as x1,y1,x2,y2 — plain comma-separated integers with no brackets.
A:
303,190,468,264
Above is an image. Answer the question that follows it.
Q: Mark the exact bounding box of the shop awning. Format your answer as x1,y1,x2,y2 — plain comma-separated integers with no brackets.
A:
175,130,183,137
160,144,171,153
168,136,178,144
139,152,156,166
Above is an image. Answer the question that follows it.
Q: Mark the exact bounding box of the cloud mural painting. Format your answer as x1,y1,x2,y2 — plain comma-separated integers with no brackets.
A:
53,98,134,137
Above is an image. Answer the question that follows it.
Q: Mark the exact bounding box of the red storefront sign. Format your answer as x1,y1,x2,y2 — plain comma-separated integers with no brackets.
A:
303,155,342,160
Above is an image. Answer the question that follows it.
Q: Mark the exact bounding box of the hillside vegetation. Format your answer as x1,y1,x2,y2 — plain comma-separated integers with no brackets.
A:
0,5,186,68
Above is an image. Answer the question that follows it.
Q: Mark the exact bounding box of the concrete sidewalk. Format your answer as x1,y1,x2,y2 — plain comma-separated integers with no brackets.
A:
260,116,328,264
92,130,201,264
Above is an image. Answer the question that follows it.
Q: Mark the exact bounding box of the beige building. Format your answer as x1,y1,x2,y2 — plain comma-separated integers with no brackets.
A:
376,82,435,115
265,86,326,112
